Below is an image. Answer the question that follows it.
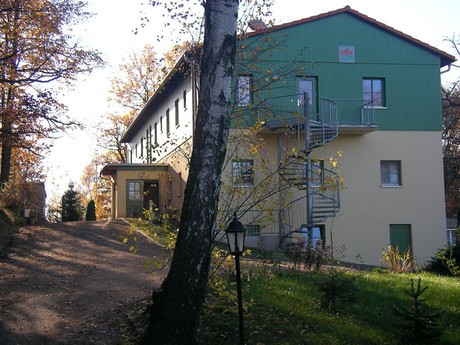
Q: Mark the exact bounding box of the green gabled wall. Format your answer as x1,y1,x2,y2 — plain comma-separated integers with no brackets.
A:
236,12,443,131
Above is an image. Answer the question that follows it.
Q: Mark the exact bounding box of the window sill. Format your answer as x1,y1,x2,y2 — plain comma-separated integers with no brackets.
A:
363,106,387,110
380,184,402,188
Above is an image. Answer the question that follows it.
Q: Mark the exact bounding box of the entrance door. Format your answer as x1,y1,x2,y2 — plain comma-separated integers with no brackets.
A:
143,180,160,216
126,180,143,217
389,224,412,253
300,225,325,248
298,77,318,117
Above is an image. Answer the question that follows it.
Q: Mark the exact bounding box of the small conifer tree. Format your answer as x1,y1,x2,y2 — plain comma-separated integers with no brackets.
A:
85,200,96,221
393,277,443,344
60,188,83,222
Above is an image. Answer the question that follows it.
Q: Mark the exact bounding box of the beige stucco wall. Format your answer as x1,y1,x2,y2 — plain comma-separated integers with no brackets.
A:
253,130,446,266
112,167,177,219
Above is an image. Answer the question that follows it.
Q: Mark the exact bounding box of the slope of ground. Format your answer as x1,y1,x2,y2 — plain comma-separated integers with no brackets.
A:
0,219,167,345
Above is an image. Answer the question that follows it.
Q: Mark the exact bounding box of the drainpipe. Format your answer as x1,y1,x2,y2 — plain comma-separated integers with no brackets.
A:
441,64,451,74
191,59,198,136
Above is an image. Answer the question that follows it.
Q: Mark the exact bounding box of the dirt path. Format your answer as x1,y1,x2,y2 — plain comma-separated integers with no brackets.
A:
0,220,168,345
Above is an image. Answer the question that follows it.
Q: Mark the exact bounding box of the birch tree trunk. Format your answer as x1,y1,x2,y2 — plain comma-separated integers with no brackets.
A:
139,1,239,344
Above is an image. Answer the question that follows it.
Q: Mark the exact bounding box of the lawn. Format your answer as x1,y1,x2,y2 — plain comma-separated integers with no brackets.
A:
130,219,460,344
197,266,460,345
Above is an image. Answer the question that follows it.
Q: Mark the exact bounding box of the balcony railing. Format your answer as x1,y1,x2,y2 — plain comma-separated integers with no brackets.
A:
260,95,378,132
335,100,379,133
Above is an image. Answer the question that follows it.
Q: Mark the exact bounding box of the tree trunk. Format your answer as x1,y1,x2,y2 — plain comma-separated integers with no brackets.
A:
139,1,239,344
0,134,12,186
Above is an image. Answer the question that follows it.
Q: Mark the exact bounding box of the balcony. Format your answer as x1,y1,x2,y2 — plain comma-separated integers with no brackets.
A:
259,96,379,135
335,99,379,135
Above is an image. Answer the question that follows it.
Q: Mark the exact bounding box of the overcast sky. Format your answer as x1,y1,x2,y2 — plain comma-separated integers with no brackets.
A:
44,0,460,199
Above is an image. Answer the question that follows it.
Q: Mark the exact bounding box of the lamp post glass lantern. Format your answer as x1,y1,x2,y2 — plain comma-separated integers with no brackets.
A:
225,213,246,345
226,214,246,255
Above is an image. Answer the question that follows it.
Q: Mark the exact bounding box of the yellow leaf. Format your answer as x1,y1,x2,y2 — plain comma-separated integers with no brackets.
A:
122,237,128,244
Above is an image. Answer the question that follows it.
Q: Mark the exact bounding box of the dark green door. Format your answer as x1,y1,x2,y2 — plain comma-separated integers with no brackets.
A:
126,180,143,217
389,224,412,253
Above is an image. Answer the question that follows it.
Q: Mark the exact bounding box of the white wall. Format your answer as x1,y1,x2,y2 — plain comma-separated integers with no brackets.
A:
128,76,194,163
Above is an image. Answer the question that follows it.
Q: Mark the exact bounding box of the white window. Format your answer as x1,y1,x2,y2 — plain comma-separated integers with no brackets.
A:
127,181,142,200
237,75,252,106
245,224,260,236
381,160,401,186
363,78,385,107
447,229,457,246
298,78,313,105
183,89,187,109
175,98,179,127
232,159,254,186
166,109,170,136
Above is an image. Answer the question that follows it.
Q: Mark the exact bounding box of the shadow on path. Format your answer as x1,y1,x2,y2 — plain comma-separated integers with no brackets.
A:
0,219,167,345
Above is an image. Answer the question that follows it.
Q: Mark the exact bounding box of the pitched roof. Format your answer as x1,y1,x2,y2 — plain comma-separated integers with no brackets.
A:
245,5,456,67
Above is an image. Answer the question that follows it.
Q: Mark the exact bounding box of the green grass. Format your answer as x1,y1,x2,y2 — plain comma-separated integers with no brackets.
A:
128,219,460,344
197,267,460,345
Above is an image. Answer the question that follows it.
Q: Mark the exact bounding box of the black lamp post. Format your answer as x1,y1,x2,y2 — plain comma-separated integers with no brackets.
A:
225,213,246,345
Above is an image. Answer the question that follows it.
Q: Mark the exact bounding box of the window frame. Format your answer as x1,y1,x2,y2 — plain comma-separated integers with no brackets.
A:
232,159,254,187
363,78,386,107
245,224,261,236
166,108,170,136
175,98,179,127
127,180,142,201
380,160,402,187
183,89,187,110
447,228,457,246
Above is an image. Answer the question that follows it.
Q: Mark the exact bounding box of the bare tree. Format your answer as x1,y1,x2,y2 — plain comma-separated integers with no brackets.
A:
442,35,460,220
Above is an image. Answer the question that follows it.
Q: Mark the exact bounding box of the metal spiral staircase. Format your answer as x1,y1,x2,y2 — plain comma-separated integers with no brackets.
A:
265,94,341,245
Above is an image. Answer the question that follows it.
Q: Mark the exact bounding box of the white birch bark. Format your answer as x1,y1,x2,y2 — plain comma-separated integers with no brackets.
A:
140,1,239,344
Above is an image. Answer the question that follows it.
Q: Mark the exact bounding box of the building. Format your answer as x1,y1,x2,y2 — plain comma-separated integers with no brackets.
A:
22,182,47,224
102,6,455,267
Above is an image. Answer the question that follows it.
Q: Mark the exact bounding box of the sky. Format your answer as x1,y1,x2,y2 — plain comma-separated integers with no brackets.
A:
44,0,460,200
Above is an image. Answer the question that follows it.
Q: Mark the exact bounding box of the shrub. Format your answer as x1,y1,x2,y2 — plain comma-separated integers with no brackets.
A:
381,245,415,273
315,267,358,313
85,200,96,221
284,238,331,272
425,245,460,277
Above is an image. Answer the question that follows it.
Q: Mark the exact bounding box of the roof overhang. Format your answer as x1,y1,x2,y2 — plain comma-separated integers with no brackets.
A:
100,163,170,177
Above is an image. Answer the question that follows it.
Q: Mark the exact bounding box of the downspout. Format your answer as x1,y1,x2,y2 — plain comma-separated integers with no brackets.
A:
191,60,198,136
441,64,451,74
